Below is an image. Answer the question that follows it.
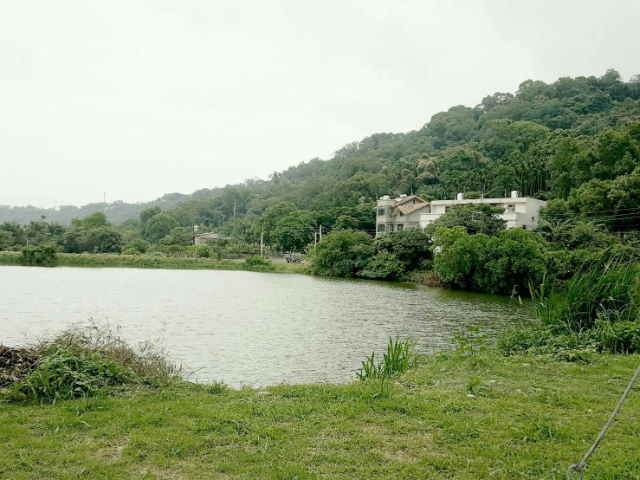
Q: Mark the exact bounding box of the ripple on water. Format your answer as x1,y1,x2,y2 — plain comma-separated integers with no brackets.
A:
0,266,533,387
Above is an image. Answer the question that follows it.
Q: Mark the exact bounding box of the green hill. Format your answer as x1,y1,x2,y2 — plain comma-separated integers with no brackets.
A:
3,69,640,236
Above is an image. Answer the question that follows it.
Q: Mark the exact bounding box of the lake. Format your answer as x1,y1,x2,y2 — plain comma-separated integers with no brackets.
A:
0,266,532,387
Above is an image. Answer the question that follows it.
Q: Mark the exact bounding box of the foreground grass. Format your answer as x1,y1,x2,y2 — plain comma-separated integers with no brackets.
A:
0,251,305,273
2,353,639,479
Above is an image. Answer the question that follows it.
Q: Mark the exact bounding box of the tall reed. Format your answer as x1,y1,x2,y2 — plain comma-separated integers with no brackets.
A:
531,255,639,333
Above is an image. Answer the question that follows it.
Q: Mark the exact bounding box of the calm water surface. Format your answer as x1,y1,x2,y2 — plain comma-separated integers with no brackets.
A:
0,266,532,387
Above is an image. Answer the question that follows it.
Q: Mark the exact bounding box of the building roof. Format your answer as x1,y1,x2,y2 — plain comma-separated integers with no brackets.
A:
195,232,229,239
396,195,421,206
397,203,430,215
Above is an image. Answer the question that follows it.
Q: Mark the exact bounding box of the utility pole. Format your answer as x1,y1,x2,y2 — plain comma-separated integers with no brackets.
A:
233,200,236,217
319,225,322,242
260,225,264,257
103,191,106,204
314,230,318,250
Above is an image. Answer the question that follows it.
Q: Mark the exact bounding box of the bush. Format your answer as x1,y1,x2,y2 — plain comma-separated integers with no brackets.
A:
498,325,599,362
243,256,275,271
4,323,180,403
404,270,446,287
128,238,150,253
195,246,211,258
121,247,141,255
373,229,432,272
20,347,135,401
534,256,639,332
20,243,59,266
357,251,405,280
307,230,374,277
434,227,546,295
500,255,640,356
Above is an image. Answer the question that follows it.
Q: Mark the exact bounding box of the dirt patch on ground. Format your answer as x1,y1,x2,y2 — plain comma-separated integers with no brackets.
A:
0,346,40,385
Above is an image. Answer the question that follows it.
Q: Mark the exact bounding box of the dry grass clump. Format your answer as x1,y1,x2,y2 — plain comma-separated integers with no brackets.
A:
0,346,40,385
32,321,181,380
1,322,181,402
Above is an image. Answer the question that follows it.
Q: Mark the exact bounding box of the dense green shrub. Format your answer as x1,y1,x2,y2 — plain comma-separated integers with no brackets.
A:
4,323,180,403
373,229,432,272
20,243,59,266
307,230,373,277
357,251,405,280
128,238,150,253
0,230,14,250
500,256,640,356
243,256,275,271
479,228,547,295
434,227,546,295
20,347,135,401
195,246,211,258
534,256,639,332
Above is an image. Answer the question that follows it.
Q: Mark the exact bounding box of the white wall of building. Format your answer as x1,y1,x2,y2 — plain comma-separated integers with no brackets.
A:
418,197,547,231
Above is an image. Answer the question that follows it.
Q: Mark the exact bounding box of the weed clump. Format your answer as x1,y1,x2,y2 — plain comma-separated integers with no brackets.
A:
499,255,640,358
19,347,135,402
357,336,420,381
243,256,275,271
1,322,180,403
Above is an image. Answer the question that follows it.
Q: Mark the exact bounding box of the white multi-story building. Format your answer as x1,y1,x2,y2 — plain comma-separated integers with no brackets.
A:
374,192,546,237
374,194,431,236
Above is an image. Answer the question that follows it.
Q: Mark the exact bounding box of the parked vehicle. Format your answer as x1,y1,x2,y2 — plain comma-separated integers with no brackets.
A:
284,251,303,263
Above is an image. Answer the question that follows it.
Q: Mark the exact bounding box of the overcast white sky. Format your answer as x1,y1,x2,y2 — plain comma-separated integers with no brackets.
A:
1,0,639,208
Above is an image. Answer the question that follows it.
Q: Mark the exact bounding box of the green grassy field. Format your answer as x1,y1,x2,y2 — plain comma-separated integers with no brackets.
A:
0,251,306,273
2,352,639,479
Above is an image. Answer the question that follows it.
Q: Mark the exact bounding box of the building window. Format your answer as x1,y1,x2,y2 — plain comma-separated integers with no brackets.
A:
388,224,394,232
445,206,452,213
378,208,386,216
388,207,394,215
377,224,385,233
506,204,516,213
396,224,403,231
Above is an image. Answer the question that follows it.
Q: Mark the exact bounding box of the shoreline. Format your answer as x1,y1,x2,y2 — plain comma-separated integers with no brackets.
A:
0,251,306,274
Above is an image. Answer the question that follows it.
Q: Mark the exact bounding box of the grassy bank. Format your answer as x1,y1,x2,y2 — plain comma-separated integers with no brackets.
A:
0,251,305,273
1,352,639,479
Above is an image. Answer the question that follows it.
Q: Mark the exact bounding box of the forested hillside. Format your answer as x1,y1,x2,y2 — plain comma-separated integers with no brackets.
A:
2,69,640,251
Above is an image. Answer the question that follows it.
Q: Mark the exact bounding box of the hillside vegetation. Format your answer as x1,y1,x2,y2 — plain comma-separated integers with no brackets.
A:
2,69,639,236
2,70,640,294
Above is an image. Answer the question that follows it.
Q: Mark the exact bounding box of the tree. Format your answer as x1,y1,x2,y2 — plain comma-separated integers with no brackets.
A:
142,214,178,243
373,229,432,272
80,212,108,229
140,206,162,224
20,243,59,266
333,215,360,230
424,204,506,236
125,238,150,253
270,211,316,251
307,230,374,277
0,230,14,249
159,226,194,246
433,227,546,295
357,251,405,280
